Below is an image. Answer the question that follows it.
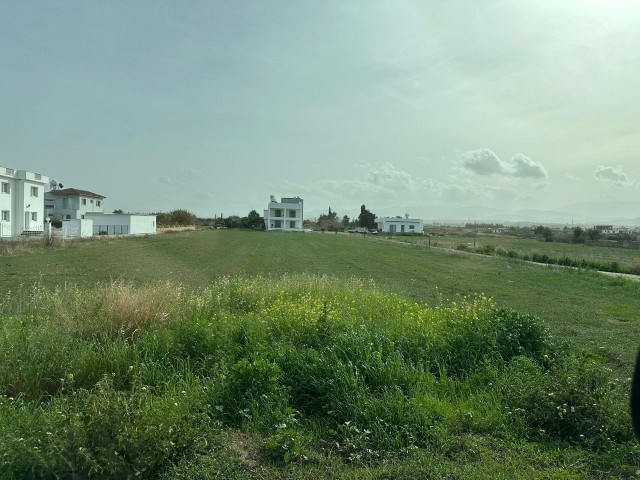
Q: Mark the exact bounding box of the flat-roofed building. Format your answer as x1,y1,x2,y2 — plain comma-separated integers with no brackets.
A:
264,195,303,231
0,165,49,237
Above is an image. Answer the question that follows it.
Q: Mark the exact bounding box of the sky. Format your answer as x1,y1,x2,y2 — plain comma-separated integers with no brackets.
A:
1,0,639,224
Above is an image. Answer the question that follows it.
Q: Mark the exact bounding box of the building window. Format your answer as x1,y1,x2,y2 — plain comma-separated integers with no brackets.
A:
96,200,101,207
82,198,86,205
5,168,14,175
35,173,41,180
1,182,9,194
31,212,38,221
1,210,9,222
62,198,69,209
65,214,71,220
30,186,38,197
90,199,94,204
289,221,296,228
409,225,415,230
288,210,296,218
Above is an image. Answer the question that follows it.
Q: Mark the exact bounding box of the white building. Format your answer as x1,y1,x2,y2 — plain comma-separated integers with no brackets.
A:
44,187,106,221
0,165,49,237
85,212,157,236
375,214,424,234
264,195,304,231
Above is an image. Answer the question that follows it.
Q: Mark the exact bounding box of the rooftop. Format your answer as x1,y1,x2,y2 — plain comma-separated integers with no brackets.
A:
48,188,106,199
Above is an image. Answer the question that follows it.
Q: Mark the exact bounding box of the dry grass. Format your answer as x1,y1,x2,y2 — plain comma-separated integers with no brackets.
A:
28,280,188,340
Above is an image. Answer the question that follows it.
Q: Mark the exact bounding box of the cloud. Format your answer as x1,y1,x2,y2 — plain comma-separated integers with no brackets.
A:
461,149,506,175
159,174,174,185
185,168,203,180
461,149,548,179
510,154,548,179
594,165,635,187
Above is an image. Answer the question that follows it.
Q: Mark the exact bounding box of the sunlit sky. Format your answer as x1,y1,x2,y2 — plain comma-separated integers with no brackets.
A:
2,1,639,223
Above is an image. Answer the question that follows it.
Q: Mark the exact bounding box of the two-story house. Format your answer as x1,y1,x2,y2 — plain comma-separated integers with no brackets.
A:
44,188,106,221
0,166,49,237
264,195,303,231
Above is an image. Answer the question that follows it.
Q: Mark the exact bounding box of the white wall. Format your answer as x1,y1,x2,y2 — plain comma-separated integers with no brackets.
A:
375,217,424,234
265,198,303,231
44,192,105,220
85,213,156,235
62,219,94,238
0,167,48,236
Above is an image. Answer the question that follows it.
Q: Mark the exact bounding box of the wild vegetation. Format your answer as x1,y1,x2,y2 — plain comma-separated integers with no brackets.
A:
1,276,637,479
454,241,640,275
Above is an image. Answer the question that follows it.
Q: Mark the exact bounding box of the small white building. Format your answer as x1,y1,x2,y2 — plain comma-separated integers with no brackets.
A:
375,214,424,234
264,195,304,231
1,165,49,237
85,212,157,236
44,187,106,221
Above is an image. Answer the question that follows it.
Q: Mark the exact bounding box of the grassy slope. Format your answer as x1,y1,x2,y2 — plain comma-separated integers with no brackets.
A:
397,232,640,268
1,230,639,370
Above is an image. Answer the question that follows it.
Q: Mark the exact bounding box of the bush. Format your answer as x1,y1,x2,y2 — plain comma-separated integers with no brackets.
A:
499,354,632,449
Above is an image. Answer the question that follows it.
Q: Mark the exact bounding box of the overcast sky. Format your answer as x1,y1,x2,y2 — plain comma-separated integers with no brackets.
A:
2,1,639,223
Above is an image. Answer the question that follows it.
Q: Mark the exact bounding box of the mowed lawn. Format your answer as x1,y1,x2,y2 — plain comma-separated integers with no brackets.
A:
2,229,639,369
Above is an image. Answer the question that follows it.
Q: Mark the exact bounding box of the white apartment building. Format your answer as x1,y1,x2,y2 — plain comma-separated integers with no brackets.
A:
264,195,304,231
44,188,106,221
0,166,49,237
375,214,424,234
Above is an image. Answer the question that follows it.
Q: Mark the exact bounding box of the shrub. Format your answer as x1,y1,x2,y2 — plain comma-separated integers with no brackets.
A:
499,354,632,449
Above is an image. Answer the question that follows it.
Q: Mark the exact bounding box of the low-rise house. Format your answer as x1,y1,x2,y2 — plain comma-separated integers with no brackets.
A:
44,187,106,221
0,165,49,237
375,214,424,234
264,195,304,231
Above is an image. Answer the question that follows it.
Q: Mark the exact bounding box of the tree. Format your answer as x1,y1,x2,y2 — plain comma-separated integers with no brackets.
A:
245,210,263,229
342,215,350,227
572,226,585,244
318,207,340,231
358,205,376,230
533,225,554,242
113,209,123,214
155,209,198,227
586,228,601,241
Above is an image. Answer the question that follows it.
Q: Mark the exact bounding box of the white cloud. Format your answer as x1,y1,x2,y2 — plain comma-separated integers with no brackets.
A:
461,149,506,175
594,165,635,187
461,149,548,179
185,168,203,180
510,154,548,179
159,174,174,185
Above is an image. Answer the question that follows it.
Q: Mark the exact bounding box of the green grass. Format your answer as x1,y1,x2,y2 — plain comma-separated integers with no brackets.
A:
395,232,640,270
2,230,639,370
1,276,637,478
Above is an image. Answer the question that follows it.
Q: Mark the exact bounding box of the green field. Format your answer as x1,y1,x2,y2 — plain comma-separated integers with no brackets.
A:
1,230,639,479
393,232,640,270
2,230,639,367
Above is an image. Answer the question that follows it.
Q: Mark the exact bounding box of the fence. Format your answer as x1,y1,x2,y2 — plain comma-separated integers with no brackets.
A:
93,225,130,235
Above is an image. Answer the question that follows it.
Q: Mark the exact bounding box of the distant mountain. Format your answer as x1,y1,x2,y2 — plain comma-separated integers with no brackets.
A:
423,200,640,226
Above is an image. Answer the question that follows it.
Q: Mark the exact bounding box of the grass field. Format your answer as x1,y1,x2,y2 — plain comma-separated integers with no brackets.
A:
2,230,639,368
393,232,640,270
1,230,639,478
